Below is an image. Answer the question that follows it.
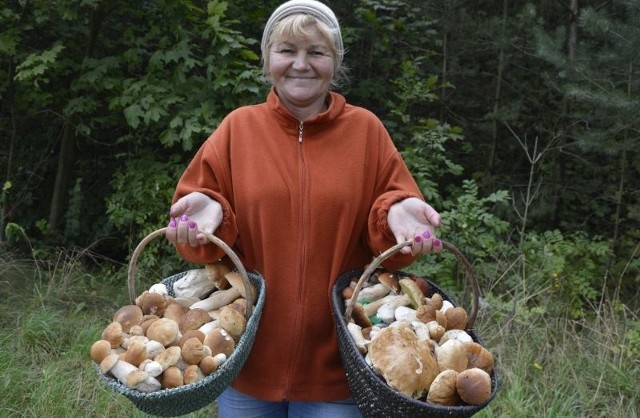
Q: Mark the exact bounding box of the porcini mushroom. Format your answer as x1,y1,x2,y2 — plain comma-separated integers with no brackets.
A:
181,337,212,365
436,339,468,372
112,305,143,333
218,305,247,339
456,368,492,405
357,283,391,303
444,306,468,330
427,369,461,405
366,323,439,399
146,318,181,347
205,261,231,290
179,308,211,333
398,278,425,308
203,327,235,357
465,342,494,374
161,366,184,389
90,339,113,363
347,322,370,354
101,321,124,348
200,353,226,375
173,268,217,299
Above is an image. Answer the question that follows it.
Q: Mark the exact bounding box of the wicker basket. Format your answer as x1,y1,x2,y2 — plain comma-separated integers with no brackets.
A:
96,228,266,417
331,240,498,418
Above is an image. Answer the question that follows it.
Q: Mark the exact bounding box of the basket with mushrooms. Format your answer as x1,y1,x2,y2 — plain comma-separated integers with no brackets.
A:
331,240,498,418
91,228,266,417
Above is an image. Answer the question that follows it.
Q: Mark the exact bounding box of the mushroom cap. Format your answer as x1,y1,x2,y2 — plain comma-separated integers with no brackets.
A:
136,291,167,316
436,339,469,373
444,306,468,330
99,353,120,374
203,327,235,357
146,318,180,347
416,304,437,323
101,321,124,348
427,369,461,406
179,329,206,347
181,337,211,365
155,345,182,368
90,339,113,363
456,368,492,405
440,329,473,345
367,323,439,399
179,308,211,334
112,305,143,333
183,364,205,385
427,293,444,310
206,262,232,290
465,342,494,374
161,366,184,389
122,339,147,367
200,354,225,375
351,303,373,328
218,305,247,339
225,271,254,301
162,301,190,324
377,272,400,293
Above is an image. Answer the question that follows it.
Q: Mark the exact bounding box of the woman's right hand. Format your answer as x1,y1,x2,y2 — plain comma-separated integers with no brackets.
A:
165,192,223,247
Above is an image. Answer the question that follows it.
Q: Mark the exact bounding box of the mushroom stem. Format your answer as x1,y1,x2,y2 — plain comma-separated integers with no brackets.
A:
347,322,370,354
189,287,241,311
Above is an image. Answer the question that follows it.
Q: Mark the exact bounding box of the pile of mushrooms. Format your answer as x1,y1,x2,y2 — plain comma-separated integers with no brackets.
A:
343,270,494,406
91,262,254,392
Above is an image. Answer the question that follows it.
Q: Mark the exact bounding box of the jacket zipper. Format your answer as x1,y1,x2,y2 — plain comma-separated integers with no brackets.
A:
284,120,306,400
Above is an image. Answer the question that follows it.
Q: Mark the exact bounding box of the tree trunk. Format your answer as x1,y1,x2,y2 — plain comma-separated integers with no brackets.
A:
487,0,508,173
47,7,105,232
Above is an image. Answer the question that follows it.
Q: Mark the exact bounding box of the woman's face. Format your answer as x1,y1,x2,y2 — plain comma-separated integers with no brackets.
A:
268,25,335,115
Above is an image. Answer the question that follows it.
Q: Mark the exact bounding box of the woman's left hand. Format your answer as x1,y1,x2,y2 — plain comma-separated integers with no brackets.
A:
387,197,442,255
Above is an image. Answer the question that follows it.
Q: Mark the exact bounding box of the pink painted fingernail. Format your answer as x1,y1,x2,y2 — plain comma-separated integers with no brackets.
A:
433,239,441,247
414,235,422,243
423,231,431,239
169,220,177,228
181,214,188,222
188,221,196,229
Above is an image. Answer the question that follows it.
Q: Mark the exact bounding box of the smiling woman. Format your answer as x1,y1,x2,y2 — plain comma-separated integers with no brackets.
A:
164,1,444,417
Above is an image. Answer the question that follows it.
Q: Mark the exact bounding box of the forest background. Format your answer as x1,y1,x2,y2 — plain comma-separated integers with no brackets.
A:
1,0,639,417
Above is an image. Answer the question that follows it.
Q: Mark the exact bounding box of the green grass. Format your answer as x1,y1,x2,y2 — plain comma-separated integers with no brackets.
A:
0,249,638,418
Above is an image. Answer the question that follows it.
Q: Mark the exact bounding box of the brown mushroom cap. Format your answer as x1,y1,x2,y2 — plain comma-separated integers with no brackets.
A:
367,323,439,399
200,354,225,376
444,306,468,330
225,271,255,301
101,321,124,348
112,305,143,333
163,302,189,324
90,339,113,363
181,337,211,365
206,262,232,290
183,364,205,385
456,367,492,405
136,291,167,316
465,342,494,374
179,308,211,334
146,318,180,347
203,327,235,357
351,303,373,328
427,369,461,406
218,305,247,339
179,329,206,347
416,304,437,323
121,339,147,367
161,366,184,389
377,272,400,293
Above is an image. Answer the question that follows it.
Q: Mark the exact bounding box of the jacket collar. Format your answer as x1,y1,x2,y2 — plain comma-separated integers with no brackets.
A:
267,87,346,125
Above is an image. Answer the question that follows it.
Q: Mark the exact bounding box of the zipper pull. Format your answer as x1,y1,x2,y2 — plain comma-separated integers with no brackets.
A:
298,121,303,143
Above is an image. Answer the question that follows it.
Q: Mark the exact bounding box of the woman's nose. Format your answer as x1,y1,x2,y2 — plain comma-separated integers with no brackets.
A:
292,52,310,70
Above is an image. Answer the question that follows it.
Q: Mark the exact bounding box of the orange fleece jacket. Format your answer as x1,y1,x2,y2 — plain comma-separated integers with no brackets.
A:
172,88,423,401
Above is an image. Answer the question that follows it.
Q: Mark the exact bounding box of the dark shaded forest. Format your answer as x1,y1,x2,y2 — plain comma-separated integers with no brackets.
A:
1,0,638,311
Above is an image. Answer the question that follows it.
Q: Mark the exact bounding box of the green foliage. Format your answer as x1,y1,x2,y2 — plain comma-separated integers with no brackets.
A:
519,230,612,318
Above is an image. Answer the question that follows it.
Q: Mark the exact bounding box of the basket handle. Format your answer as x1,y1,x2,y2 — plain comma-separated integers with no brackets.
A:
127,227,255,319
344,240,480,330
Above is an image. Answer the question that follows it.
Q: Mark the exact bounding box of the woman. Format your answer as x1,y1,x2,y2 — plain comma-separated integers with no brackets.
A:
165,1,442,416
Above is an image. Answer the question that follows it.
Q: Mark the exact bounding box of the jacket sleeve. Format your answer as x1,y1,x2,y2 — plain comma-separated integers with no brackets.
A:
366,125,424,272
172,121,239,264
